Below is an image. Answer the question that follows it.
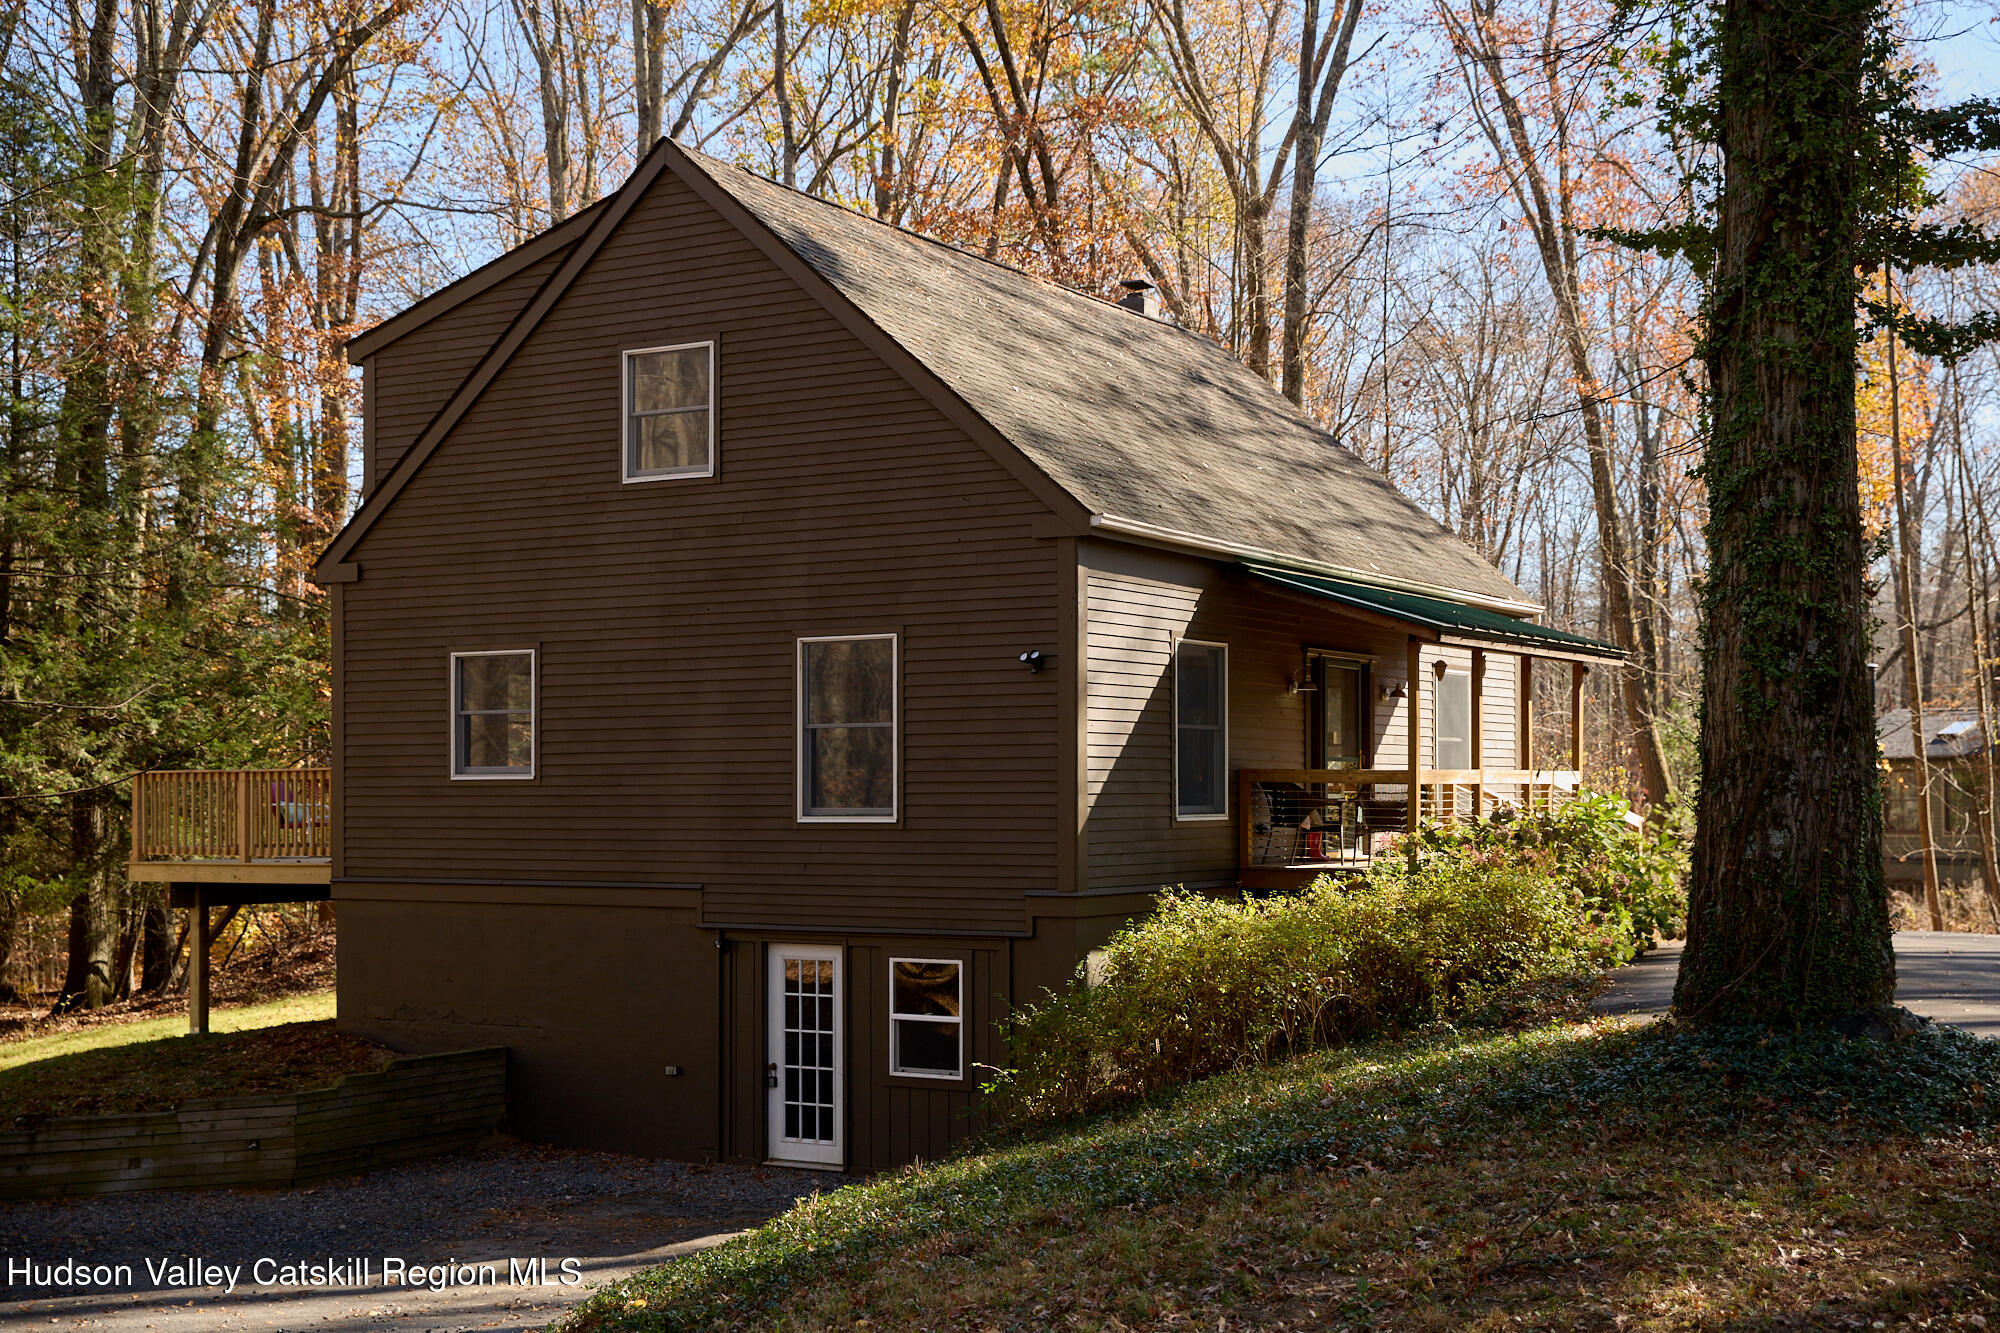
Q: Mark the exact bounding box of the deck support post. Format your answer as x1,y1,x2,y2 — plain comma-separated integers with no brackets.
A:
188,887,210,1037
1570,663,1587,776
1470,650,1485,819
1406,637,1422,845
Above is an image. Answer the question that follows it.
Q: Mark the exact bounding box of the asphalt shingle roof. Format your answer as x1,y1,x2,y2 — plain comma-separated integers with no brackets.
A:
681,149,1534,610
1879,708,1988,760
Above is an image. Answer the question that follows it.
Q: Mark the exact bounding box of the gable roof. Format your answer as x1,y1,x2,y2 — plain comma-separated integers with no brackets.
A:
673,148,1531,612
318,141,1546,622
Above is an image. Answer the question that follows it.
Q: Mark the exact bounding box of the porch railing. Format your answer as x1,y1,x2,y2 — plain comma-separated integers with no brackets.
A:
1238,767,1581,872
130,768,332,863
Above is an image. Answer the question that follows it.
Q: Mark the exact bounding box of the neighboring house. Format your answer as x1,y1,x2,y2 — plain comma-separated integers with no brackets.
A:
1878,708,1992,886
132,140,1619,1172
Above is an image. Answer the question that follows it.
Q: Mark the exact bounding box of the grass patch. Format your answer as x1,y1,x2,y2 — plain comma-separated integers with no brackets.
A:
561,1018,2000,1332
0,988,335,1068
0,1006,389,1122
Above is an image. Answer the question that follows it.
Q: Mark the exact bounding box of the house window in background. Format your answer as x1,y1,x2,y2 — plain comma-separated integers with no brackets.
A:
1885,773,1921,832
1943,775,1981,836
451,650,535,778
1176,638,1228,818
1435,669,1472,770
623,342,715,480
799,634,897,820
889,958,962,1078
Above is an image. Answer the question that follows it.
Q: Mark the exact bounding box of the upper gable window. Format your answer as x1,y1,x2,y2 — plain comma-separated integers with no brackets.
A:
623,342,715,481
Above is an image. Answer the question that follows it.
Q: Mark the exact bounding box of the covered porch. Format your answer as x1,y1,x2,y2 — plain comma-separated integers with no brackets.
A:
127,767,331,1034
1232,565,1618,890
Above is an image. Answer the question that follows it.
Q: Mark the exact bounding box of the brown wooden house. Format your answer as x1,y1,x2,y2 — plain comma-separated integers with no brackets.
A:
130,140,1619,1172
1878,708,1992,887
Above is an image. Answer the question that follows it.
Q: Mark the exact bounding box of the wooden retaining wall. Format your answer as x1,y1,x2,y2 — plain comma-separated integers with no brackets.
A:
0,1047,506,1200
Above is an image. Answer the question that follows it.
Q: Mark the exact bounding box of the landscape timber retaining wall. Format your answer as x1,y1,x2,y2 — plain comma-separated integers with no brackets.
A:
0,1047,506,1200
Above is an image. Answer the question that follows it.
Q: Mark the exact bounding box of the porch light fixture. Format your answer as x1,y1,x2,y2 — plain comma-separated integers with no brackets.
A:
1287,667,1317,694
1378,680,1406,701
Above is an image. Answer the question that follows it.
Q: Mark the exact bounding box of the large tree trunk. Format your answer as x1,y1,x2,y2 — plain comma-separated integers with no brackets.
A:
55,797,118,1012
1673,0,1895,1023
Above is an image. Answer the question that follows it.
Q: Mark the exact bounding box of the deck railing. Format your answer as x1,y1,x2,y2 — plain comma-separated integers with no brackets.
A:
131,768,332,863
1238,767,1581,873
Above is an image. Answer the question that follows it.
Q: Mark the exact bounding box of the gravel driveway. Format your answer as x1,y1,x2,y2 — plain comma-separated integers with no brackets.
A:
0,1138,829,1332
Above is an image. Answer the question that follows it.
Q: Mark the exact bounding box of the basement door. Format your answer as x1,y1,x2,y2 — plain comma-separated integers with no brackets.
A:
766,945,843,1167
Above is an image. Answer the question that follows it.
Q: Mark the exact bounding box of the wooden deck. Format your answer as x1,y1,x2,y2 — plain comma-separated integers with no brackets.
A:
128,767,331,886
1238,766,1582,890
128,767,331,1037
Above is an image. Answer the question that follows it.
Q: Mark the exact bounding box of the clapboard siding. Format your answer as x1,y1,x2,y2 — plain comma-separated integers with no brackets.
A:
363,247,573,497
1081,541,1532,892
342,170,1060,935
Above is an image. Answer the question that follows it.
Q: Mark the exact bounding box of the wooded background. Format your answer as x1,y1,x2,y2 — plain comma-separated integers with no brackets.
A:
1,0,1994,1007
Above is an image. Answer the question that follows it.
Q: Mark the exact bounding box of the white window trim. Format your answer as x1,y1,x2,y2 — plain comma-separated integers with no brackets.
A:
449,649,537,780
887,956,963,1080
621,341,716,483
797,633,899,823
1434,668,1472,770
1174,637,1229,821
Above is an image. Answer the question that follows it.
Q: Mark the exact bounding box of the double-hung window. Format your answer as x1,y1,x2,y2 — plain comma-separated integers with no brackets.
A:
623,342,715,481
451,650,536,778
1175,638,1227,818
889,958,962,1079
799,634,897,821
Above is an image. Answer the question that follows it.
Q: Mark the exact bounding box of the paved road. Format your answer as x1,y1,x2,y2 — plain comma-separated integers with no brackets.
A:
0,1139,829,1332
1592,931,2000,1036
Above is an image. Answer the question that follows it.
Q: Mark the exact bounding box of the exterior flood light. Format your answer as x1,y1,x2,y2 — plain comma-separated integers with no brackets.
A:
1019,650,1045,673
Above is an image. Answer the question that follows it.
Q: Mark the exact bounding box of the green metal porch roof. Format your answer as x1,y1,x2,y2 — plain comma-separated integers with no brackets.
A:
1241,563,1625,661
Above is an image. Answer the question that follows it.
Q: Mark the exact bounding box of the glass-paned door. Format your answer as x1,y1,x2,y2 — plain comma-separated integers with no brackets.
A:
1312,658,1365,770
767,946,842,1166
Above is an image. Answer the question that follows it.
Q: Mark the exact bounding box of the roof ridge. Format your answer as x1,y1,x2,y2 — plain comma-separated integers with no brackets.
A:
675,143,1310,391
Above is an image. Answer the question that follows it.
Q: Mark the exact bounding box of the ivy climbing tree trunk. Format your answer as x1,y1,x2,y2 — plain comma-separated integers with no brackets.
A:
1672,0,1896,1022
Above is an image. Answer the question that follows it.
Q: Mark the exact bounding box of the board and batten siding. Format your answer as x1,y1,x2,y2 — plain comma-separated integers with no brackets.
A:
339,170,1061,937
1081,541,1523,893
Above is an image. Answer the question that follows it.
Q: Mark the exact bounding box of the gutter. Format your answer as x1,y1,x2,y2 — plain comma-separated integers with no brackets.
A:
1085,514,1547,618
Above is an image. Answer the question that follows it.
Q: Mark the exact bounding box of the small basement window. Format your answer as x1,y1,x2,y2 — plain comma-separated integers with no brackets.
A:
451,650,535,779
799,634,897,820
889,958,962,1078
1175,638,1227,818
623,342,714,481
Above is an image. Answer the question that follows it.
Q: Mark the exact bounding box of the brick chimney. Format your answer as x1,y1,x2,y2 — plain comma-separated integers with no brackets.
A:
1116,279,1163,319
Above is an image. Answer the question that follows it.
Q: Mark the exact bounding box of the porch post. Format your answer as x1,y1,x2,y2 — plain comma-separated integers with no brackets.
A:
1470,649,1485,818
1406,637,1422,837
1569,662,1587,774
188,887,210,1037
1520,656,1535,771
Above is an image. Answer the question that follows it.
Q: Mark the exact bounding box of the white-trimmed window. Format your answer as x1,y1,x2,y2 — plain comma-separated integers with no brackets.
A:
451,650,536,779
1435,669,1472,770
889,958,962,1078
1175,638,1227,818
799,634,897,821
623,342,715,481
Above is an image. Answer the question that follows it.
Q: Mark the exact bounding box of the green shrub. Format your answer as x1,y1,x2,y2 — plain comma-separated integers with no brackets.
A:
1385,790,1688,950
991,859,1617,1127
